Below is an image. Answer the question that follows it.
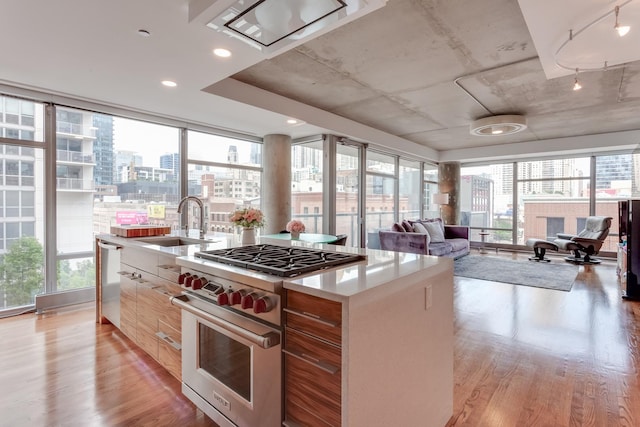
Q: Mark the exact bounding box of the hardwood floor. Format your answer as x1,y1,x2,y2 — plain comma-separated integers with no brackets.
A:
448,252,640,427
0,304,217,427
0,251,638,426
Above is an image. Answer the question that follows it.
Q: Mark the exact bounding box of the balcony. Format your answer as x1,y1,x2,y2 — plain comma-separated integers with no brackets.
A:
57,149,95,165
56,177,95,192
56,121,96,139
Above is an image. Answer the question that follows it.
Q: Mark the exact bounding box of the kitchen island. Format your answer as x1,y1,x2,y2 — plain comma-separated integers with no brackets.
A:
96,232,453,427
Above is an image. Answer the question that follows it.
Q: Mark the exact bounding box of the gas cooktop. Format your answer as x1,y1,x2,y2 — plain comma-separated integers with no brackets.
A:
194,244,365,278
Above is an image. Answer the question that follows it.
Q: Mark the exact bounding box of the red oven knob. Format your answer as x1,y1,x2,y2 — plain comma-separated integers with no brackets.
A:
178,272,191,285
192,277,207,290
217,291,230,306
230,289,247,305
184,275,198,288
253,296,273,314
241,292,258,310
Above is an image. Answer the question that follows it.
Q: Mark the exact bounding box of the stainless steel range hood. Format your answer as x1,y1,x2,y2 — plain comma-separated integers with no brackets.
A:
190,0,387,57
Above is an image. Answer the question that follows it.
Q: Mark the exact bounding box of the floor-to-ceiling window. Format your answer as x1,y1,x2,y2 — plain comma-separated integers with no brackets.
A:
56,109,180,297
186,130,262,238
423,164,439,219
365,151,396,242
517,157,590,244
0,95,45,315
399,159,421,219
291,140,323,233
336,144,361,246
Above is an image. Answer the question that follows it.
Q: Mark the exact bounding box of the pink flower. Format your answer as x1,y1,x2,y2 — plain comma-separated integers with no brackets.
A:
229,207,265,228
286,220,306,233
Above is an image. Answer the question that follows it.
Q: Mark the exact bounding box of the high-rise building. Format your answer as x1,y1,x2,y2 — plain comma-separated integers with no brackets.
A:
160,152,180,179
92,114,114,186
596,154,632,190
227,145,238,163
114,150,143,183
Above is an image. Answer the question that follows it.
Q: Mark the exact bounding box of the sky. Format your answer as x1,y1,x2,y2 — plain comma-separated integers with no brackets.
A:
113,117,178,168
113,117,255,168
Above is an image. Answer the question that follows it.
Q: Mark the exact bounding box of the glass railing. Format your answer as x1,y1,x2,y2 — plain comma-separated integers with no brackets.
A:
56,149,95,164
56,121,96,138
56,177,95,191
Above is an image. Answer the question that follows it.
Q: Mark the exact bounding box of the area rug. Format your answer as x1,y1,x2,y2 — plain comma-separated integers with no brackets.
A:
454,255,578,291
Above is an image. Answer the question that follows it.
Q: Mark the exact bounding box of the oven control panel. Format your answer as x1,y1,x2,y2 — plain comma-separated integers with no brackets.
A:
177,269,280,326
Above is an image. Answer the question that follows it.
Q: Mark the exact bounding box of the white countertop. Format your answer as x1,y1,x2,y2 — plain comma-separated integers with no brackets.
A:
283,249,452,302
96,231,453,301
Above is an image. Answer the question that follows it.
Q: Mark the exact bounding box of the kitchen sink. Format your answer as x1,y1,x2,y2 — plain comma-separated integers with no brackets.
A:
136,236,215,247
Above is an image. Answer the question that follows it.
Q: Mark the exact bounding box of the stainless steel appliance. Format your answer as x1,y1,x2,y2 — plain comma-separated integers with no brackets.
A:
98,240,122,327
172,244,365,427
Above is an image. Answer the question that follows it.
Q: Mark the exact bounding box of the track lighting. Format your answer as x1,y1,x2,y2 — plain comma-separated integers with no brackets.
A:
614,6,630,37
573,68,582,91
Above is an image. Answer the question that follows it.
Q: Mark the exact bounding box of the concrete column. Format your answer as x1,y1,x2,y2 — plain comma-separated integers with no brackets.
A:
438,162,460,225
262,134,291,234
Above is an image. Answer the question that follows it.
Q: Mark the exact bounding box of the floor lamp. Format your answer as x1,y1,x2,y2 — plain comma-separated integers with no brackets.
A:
432,193,449,221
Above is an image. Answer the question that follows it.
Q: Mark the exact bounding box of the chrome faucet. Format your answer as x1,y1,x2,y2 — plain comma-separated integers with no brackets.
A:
177,196,205,239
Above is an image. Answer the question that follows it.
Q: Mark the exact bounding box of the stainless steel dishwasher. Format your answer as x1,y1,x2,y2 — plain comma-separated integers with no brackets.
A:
98,241,123,327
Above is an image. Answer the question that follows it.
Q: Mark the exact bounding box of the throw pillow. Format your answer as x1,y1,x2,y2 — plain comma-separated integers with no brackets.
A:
423,221,445,242
392,222,405,232
401,220,413,232
413,222,428,234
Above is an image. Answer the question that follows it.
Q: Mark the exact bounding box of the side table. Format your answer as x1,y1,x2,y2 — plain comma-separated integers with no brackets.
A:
478,231,490,254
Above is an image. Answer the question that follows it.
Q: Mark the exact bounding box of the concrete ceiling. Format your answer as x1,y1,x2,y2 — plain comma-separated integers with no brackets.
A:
2,0,640,162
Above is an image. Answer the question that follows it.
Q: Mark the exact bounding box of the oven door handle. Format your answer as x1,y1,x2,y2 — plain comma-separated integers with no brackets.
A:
171,295,280,349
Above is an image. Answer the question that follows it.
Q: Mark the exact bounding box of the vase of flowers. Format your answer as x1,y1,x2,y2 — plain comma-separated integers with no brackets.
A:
230,207,265,245
286,219,305,240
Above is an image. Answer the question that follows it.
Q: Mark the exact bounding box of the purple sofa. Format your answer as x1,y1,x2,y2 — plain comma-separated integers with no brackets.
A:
379,218,470,259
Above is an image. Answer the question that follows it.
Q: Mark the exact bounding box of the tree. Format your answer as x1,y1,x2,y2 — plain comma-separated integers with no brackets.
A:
0,237,44,307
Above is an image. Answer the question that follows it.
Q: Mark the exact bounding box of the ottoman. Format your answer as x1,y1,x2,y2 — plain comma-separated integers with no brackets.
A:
526,238,559,262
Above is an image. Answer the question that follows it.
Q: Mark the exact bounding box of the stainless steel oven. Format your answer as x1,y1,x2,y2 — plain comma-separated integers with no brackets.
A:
173,244,365,427
174,294,281,427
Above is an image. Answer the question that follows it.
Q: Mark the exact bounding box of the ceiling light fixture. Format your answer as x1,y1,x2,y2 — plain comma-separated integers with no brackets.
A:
161,80,177,87
137,29,151,37
554,1,633,73
573,68,582,91
614,5,631,37
213,48,231,57
470,115,527,137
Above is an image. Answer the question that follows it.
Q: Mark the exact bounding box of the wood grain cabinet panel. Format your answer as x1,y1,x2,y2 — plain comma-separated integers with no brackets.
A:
119,276,137,342
117,258,182,380
284,290,343,426
285,291,342,345
158,320,182,381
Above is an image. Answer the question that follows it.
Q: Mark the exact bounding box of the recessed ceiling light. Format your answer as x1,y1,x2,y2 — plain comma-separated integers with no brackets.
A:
138,29,151,37
213,48,231,58
286,119,298,124
161,80,177,87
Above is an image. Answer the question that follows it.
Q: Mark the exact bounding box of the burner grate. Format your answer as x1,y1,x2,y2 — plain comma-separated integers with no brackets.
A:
194,244,364,277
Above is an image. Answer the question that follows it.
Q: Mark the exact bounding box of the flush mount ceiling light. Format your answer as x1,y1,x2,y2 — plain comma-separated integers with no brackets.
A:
470,115,528,137
161,80,177,87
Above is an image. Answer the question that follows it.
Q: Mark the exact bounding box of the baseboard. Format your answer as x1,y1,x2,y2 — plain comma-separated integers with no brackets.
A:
35,288,95,314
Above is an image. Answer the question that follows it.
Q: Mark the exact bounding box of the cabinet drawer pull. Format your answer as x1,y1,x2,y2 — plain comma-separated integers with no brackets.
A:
283,308,339,327
156,331,182,351
282,348,339,374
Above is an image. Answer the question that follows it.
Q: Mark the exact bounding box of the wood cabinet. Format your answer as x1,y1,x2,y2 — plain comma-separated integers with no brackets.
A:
118,247,183,380
284,290,342,426
283,262,455,427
